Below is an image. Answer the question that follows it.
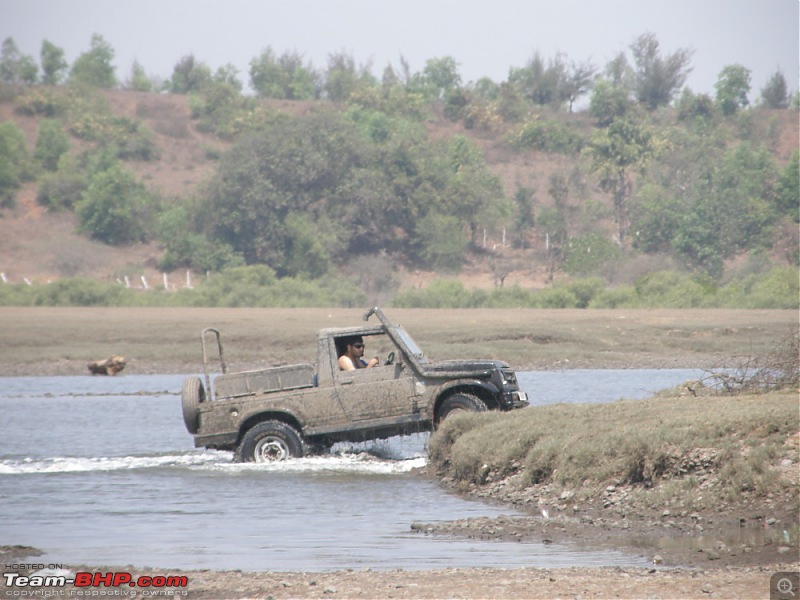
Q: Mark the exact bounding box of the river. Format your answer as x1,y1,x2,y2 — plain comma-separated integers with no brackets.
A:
0,369,704,572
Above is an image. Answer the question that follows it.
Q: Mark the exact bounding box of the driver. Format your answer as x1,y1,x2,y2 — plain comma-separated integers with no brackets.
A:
338,336,379,371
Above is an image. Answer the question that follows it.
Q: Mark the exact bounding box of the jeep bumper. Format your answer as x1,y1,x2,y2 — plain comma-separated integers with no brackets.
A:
503,390,529,410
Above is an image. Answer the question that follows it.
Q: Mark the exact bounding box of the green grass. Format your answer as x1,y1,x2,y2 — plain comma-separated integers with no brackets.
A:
429,391,800,509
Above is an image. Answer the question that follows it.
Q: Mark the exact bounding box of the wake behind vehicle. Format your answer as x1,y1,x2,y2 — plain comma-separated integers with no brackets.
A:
181,307,529,462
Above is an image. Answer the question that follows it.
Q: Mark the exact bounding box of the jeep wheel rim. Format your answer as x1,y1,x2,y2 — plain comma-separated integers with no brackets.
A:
254,437,290,462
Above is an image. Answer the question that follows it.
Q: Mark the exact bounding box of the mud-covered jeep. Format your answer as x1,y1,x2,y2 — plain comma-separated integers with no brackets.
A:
181,307,529,462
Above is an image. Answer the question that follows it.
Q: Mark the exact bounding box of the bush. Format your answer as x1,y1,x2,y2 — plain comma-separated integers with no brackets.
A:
0,121,30,206
36,157,87,211
76,163,155,245
563,234,624,276
507,116,585,154
34,119,70,171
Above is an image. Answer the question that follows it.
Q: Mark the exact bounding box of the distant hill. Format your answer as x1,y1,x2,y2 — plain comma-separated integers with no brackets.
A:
0,88,797,293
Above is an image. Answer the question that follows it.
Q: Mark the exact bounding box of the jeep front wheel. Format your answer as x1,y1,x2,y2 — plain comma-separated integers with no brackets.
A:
235,421,304,463
435,393,487,427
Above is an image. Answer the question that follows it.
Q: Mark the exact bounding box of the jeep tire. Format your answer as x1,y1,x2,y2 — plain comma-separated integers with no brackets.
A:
236,421,304,462
436,393,487,427
181,376,205,434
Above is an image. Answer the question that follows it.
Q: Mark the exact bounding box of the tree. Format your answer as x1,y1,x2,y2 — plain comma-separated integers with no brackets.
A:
760,70,789,109
69,34,116,88
0,37,38,84
125,60,153,92
324,51,374,102
416,212,468,270
629,33,693,110
168,55,211,94
203,111,371,269
774,150,799,220
40,40,68,85
413,56,462,101
76,163,153,245
585,118,655,246
508,52,567,107
563,60,596,112
34,119,70,171
511,186,535,248
0,122,30,206
715,64,751,115
249,47,318,99
589,79,633,126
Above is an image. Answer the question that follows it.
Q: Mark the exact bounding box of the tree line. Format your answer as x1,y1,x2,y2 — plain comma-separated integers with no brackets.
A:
0,32,797,307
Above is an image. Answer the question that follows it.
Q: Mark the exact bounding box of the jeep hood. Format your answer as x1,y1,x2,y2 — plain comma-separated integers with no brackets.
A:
416,359,509,378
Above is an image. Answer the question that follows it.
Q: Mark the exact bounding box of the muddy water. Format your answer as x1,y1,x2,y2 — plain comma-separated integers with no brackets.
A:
0,370,703,571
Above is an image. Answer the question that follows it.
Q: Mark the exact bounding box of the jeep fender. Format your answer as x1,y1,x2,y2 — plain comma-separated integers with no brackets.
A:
432,378,501,414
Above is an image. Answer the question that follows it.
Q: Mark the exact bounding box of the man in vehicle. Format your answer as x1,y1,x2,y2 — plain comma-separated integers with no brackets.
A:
337,336,379,370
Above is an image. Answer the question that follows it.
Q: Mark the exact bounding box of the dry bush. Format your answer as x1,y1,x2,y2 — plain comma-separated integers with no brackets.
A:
700,330,800,394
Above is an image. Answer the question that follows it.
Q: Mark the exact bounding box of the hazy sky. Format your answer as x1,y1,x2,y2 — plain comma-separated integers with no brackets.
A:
2,0,798,99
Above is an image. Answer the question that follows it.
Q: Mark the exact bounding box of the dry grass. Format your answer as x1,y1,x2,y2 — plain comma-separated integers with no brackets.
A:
0,307,796,376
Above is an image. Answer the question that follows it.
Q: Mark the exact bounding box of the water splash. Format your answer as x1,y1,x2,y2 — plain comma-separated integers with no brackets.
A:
0,450,426,475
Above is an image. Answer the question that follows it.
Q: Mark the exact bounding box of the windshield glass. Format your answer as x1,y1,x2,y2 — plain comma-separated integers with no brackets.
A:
393,327,426,361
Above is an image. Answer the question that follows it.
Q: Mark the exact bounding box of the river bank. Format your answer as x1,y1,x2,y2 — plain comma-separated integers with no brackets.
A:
0,307,795,376
2,307,797,598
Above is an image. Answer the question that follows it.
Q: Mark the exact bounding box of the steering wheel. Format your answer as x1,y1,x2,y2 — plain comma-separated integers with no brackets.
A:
384,351,395,366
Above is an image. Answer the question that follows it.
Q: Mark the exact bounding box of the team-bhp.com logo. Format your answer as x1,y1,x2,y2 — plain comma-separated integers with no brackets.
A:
3,565,188,597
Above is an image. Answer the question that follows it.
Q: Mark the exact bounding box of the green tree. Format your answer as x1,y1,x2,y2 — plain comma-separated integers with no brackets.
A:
508,52,566,107
34,119,70,171
760,70,789,109
36,154,87,211
715,64,751,115
0,37,38,84
40,40,68,85
156,205,243,272
69,34,116,88
125,60,153,91
249,47,318,99
203,111,370,268
0,122,30,206
417,212,468,270
589,79,633,127
76,163,153,244
629,33,693,110
563,60,596,112
775,150,799,220
324,51,374,102
412,56,462,101
584,118,655,245
168,54,212,93
511,186,535,248
672,197,724,277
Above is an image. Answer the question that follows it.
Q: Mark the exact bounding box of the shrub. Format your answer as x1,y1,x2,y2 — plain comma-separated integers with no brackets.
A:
36,155,87,211
34,119,70,171
507,116,585,154
76,163,155,245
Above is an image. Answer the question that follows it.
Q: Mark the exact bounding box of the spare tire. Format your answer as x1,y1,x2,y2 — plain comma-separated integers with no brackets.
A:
181,376,205,434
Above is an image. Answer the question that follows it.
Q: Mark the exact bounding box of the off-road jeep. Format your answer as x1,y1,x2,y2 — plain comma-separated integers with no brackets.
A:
181,307,529,462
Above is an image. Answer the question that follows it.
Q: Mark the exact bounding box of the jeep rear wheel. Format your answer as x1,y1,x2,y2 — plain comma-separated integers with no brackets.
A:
236,421,304,463
436,393,487,427
181,376,205,434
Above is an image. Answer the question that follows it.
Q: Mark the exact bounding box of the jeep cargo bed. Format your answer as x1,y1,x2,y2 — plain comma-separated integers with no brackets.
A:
213,364,314,399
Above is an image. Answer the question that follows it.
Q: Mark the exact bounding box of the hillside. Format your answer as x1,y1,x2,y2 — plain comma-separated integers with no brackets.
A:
0,88,797,293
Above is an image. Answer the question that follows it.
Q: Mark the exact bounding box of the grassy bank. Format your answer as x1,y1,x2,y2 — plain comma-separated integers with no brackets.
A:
0,307,796,376
429,392,800,514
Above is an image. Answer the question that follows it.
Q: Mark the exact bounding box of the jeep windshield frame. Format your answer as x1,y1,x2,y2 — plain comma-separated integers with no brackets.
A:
392,326,426,362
